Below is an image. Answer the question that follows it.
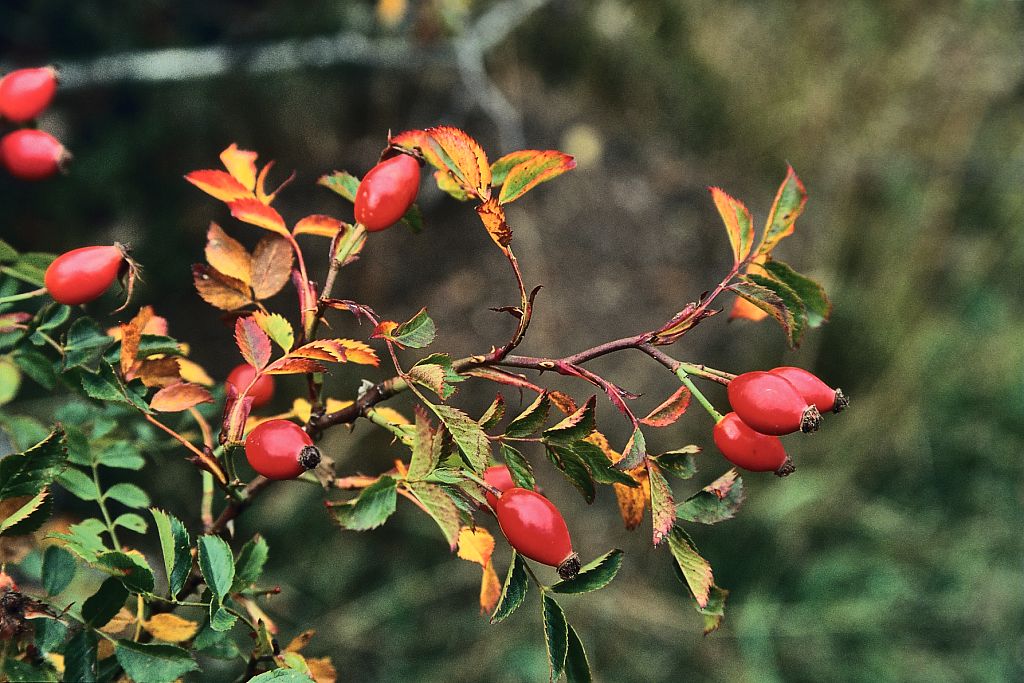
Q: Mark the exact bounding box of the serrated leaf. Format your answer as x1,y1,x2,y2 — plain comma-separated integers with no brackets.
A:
710,186,754,265
616,427,647,471
151,509,191,598
105,482,150,509
49,518,108,563
457,526,495,567
490,551,528,624
0,488,53,536
248,670,313,682
407,408,443,481
79,362,150,412
698,584,729,635
229,197,289,236
394,126,491,198
329,476,397,531
498,150,575,204
543,396,596,443
64,627,98,683
506,392,550,438
185,169,251,203
676,470,745,524
14,348,57,389
96,550,155,593
57,468,99,501
317,170,359,201
476,197,512,249
406,482,461,550
551,549,623,594
759,165,807,255
251,235,294,300
95,441,145,470
62,319,115,372
654,446,700,480
478,393,506,430
143,613,200,643
408,353,463,400
205,222,252,284
232,534,269,592
428,404,490,473
373,308,435,349
198,535,235,601
730,278,805,348
565,623,592,683
114,640,198,683
740,273,808,348
762,259,832,328
546,444,596,503
640,385,691,427
42,544,76,594
192,263,252,311
82,576,129,628
0,425,66,496
149,382,214,412
293,214,344,238
114,512,148,533
253,311,294,352
559,441,639,487
235,316,272,370
667,526,713,608
647,463,675,546
500,443,535,490
542,595,569,682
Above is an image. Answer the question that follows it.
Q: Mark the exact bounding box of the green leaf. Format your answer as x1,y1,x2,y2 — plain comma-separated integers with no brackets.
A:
478,393,505,430
763,258,832,328
256,312,294,352
563,440,639,487
64,629,98,683
429,404,490,473
379,308,435,348
194,622,241,660
42,544,76,595
0,239,17,263
542,594,569,682
0,487,54,536
33,618,68,655
330,476,398,531
0,426,66,500
79,362,151,412
408,353,464,400
114,640,199,683
13,348,56,389
406,482,462,550
500,443,535,490
114,512,148,534
400,202,423,234
653,446,700,480
95,441,145,470
3,658,59,682
676,470,745,524
5,251,55,287
56,468,100,501
710,187,754,265
62,318,115,372
551,549,623,594
36,303,71,331
232,534,269,592
135,335,186,358
647,463,675,546
498,150,576,204
490,150,537,186
317,170,359,202
667,526,713,608
759,165,807,254
0,357,20,405
151,508,191,598
96,550,156,593
209,602,237,632
490,551,528,624
505,392,550,438
49,518,108,563
249,670,315,682
407,409,444,481
546,445,595,503
82,576,129,628
732,275,808,348
198,535,235,601
543,396,596,443
565,623,593,683
616,427,647,471
698,584,729,635
104,482,151,509
63,426,91,466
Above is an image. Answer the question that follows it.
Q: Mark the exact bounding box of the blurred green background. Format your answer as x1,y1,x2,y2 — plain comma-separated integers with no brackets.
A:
3,0,1023,681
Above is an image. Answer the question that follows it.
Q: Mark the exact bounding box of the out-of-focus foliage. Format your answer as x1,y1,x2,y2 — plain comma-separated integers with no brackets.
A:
2,1,1022,680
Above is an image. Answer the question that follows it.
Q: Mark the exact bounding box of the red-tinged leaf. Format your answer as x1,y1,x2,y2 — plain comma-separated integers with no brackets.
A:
732,274,807,348
548,391,578,415
461,366,544,393
490,150,539,186
288,340,343,362
706,469,739,499
223,393,254,444
192,264,252,311
250,235,293,300
730,257,770,322
185,170,252,203
119,306,153,377
640,385,691,427
262,357,328,375
294,214,344,238
476,198,513,250
205,222,252,285
255,161,294,204
423,126,491,198
333,339,379,366
235,317,272,370
150,382,214,413
709,186,754,265
220,144,258,192
668,526,713,608
759,165,807,255
0,312,31,333
647,463,674,546
229,198,289,237
497,151,575,204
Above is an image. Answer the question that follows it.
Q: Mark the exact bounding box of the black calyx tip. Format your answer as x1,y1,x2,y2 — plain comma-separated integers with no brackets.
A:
557,552,581,581
800,405,822,433
299,445,322,471
775,457,796,477
833,389,849,414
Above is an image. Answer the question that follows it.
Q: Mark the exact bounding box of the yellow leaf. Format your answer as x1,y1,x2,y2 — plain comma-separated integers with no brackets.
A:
306,656,338,683
480,559,502,615
192,264,253,311
614,467,649,531
293,214,344,238
99,608,136,636
229,198,289,237
143,613,200,643
205,222,253,285
285,629,316,653
376,0,407,27
220,143,258,192
457,527,495,567
709,186,754,265
44,653,64,676
371,406,408,425
185,169,252,203
475,198,512,250
178,358,215,386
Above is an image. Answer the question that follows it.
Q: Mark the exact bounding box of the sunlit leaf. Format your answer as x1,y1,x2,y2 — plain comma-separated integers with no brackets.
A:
204,222,252,285
457,526,495,566
372,308,435,349
710,186,754,265
294,214,344,238
220,143,258,192
759,165,807,255
317,171,359,202
667,526,713,608
498,150,575,204
252,311,294,353
143,614,200,644
149,382,214,413
640,385,691,427
185,170,251,203
192,264,252,311
476,197,513,249
0,488,53,536
229,198,289,237
251,235,294,300
235,316,272,370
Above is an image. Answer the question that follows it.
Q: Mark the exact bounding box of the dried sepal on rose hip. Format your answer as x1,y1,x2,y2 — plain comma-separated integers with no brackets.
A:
727,370,822,435
226,363,276,410
44,243,140,309
0,66,58,122
354,152,421,231
769,366,849,414
0,129,70,181
244,419,321,480
495,487,580,580
713,412,794,477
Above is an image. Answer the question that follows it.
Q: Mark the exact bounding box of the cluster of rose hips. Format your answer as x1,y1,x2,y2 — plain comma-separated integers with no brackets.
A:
715,367,847,476
0,66,69,181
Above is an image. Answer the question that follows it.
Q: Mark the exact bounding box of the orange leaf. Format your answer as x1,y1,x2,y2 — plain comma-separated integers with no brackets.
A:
263,357,328,375
255,161,294,205
192,264,253,311
306,656,338,683
235,317,272,370
729,256,769,321
640,385,691,427
293,214,345,238
229,198,289,237
251,235,294,300
548,390,578,415
185,170,252,203
479,559,502,615
205,222,252,285
150,382,214,413
220,143,258,192
118,306,151,377
284,629,316,653
333,339,379,366
476,198,512,250
137,358,182,388
426,125,491,198
497,150,575,204
614,466,649,531
457,527,495,567
709,186,754,265
759,165,807,255
391,130,448,176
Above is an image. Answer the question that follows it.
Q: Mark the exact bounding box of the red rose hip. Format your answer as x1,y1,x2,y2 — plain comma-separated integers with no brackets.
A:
483,465,515,510
1,129,69,181
226,363,275,409
769,366,848,414
354,153,420,231
0,67,58,122
713,412,793,476
244,419,321,480
44,245,125,305
727,370,821,435
495,488,580,579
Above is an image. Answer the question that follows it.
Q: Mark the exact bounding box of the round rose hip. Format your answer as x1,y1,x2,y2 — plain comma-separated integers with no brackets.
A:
496,488,579,579
245,419,321,480
354,154,420,231
226,363,275,409
727,370,821,435
713,412,793,476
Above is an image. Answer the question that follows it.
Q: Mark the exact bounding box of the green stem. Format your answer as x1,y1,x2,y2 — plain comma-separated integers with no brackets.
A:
365,408,411,441
520,556,548,593
92,463,123,551
675,367,724,423
460,469,501,496
678,361,736,383
0,286,47,305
